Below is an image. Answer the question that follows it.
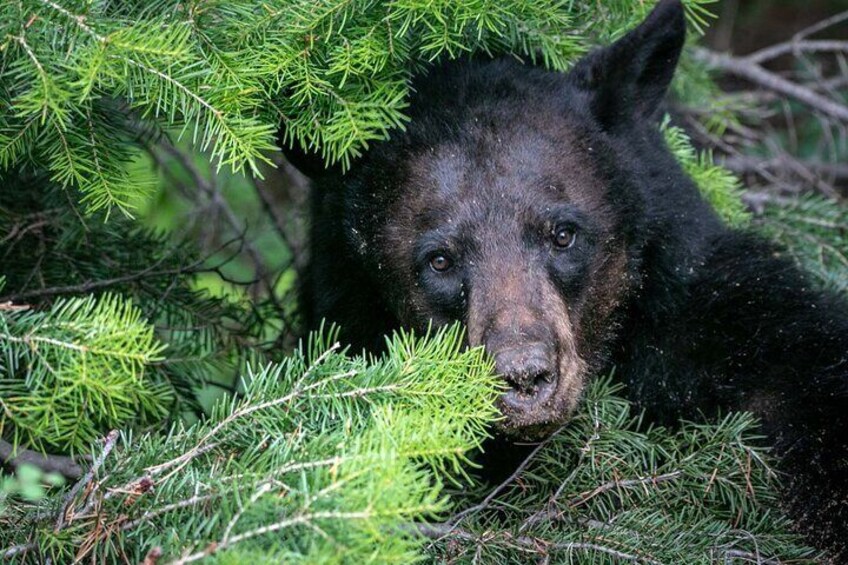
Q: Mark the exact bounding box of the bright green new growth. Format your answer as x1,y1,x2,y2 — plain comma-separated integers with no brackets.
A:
0,289,169,452
0,325,502,564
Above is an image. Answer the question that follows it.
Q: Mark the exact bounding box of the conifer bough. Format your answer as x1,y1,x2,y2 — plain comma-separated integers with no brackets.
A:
0,328,815,563
0,0,839,563
1,0,720,216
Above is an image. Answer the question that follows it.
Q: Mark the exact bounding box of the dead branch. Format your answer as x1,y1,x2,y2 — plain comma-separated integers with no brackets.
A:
152,139,298,334
691,47,848,123
746,40,848,65
55,430,119,530
792,10,848,43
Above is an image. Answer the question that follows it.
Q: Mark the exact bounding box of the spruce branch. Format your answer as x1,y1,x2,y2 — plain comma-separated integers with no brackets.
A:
419,523,664,564
447,424,567,529
0,293,167,452
0,325,502,563
425,380,815,564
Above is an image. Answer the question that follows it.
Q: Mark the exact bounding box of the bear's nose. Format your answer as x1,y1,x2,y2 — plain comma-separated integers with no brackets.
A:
494,343,556,397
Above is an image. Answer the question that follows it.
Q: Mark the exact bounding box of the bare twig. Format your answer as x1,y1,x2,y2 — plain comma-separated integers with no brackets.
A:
746,40,848,65
2,542,37,560
153,139,298,332
719,548,782,565
519,471,684,530
721,155,848,182
0,260,193,304
446,425,568,529
118,493,221,532
55,430,119,530
567,470,683,508
792,10,848,43
249,170,309,275
692,47,848,122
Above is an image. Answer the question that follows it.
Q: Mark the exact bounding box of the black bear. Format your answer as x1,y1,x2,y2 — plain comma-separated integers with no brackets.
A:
283,0,848,559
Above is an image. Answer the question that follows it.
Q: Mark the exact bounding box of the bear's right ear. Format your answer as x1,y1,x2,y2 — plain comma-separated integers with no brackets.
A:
277,122,339,179
569,0,686,130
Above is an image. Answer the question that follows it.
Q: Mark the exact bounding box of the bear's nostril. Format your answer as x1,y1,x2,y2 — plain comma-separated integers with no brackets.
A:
505,368,553,394
535,370,554,385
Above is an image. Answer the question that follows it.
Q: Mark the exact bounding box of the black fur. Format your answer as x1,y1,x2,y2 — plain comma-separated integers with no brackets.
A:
284,0,848,557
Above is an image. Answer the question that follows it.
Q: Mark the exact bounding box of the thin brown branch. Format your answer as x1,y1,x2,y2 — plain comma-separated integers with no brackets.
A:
0,261,192,304
746,40,848,65
0,438,82,479
519,471,684,531
566,470,683,508
0,302,30,312
154,139,297,331
720,155,848,182
692,47,848,123
55,430,119,530
446,425,567,529
118,493,221,532
719,548,782,565
2,542,37,560
792,10,848,42
250,173,308,275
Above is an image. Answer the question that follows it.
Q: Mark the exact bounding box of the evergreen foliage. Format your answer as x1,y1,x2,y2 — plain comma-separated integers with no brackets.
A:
0,175,274,448
661,117,750,227
428,380,816,563
0,288,167,452
0,0,753,461
758,195,848,294
0,326,502,564
1,0,721,215
0,0,844,563
0,343,813,563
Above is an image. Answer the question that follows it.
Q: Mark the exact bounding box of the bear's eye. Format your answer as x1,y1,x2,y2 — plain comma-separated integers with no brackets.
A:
429,253,453,273
553,227,577,249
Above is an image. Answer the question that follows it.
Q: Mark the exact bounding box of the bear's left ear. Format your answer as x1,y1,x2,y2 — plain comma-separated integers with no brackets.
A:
569,0,686,129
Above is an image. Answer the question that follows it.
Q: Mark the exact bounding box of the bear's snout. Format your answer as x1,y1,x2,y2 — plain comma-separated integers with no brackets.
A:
493,343,558,411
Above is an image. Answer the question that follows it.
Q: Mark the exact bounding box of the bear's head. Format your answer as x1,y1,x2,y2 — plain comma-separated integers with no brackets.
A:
285,0,696,436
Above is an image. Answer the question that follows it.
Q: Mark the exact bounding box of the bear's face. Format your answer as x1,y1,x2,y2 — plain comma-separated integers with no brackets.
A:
289,0,687,436
367,120,631,433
